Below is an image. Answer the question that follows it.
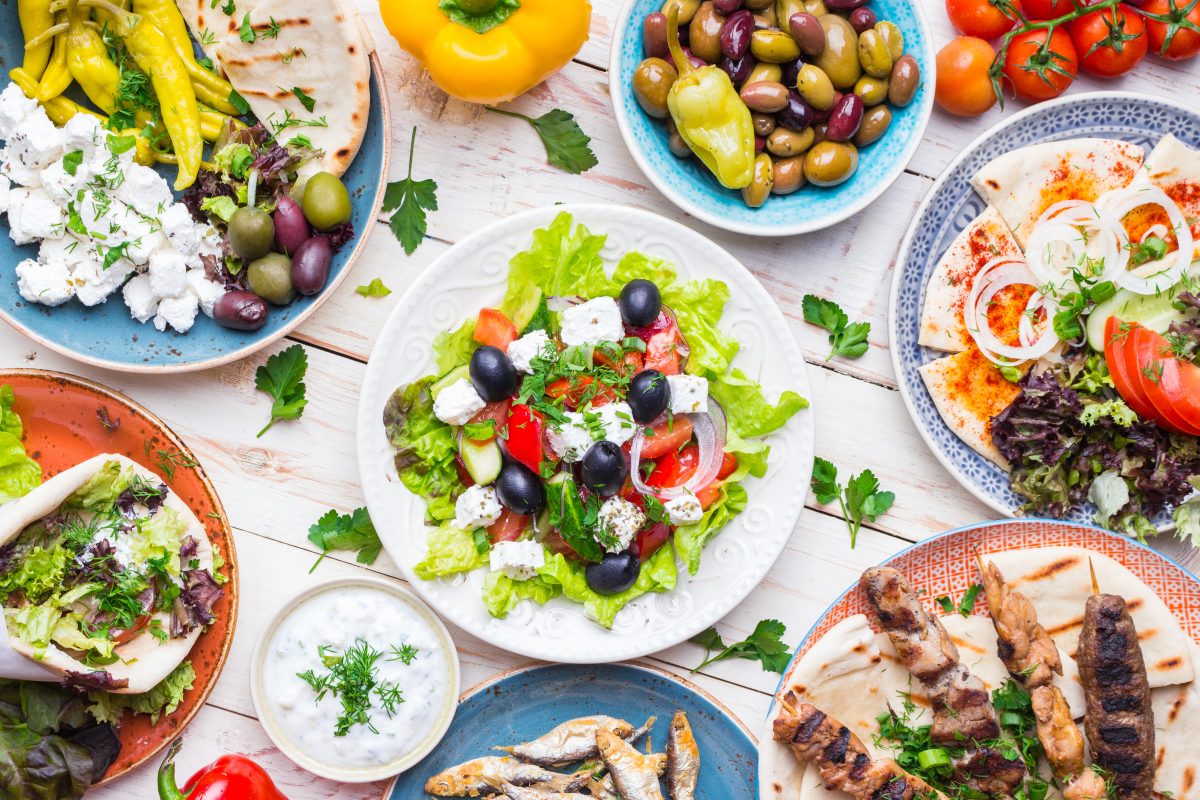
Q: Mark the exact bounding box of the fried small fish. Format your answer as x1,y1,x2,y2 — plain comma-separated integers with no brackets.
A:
499,716,635,767
596,729,666,800
424,757,583,797
496,783,593,800
587,775,621,800
665,711,699,800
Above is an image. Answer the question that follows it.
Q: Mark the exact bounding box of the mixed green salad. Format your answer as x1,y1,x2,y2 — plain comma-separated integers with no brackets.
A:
383,213,806,628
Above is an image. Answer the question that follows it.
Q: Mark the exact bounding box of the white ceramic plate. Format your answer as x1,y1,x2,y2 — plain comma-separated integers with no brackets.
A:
356,204,814,663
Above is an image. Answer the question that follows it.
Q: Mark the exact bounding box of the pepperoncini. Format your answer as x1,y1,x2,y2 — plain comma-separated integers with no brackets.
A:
664,6,754,190
19,0,55,80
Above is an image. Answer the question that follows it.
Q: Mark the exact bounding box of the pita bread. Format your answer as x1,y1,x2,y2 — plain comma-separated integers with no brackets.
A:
971,139,1145,247
213,0,370,177
1142,134,1200,260
175,0,265,67
0,454,213,694
1152,640,1200,800
920,206,1025,354
919,348,1027,468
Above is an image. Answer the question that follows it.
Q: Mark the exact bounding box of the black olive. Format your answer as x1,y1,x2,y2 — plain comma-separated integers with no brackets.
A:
494,461,545,515
585,551,641,595
619,279,662,327
469,345,519,402
581,441,628,497
627,369,670,423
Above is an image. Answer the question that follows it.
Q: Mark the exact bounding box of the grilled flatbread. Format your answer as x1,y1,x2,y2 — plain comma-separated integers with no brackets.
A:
1152,640,1200,800
918,348,1027,468
971,139,1145,248
1142,134,1200,260
175,0,264,66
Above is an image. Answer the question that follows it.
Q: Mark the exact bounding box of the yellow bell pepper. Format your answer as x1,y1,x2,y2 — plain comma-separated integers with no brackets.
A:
381,0,591,105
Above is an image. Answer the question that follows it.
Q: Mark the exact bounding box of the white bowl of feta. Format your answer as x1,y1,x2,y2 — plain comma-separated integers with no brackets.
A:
250,577,460,783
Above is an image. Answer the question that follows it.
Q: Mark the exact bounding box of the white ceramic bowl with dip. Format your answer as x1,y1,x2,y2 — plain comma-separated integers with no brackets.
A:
250,577,460,783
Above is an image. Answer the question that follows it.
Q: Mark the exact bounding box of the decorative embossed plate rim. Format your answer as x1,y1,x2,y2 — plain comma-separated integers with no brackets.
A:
356,204,813,663
888,92,1200,525
758,518,1200,795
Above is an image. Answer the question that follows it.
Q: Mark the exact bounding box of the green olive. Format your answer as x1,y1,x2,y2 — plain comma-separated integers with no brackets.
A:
772,155,806,195
745,62,784,85
667,118,692,158
246,253,296,306
742,153,774,208
874,21,904,61
775,0,805,25
745,0,774,9
888,54,921,107
857,30,893,79
853,74,889,106
301,172,352,231
796,64,836,111
803,140,858,186
766,126,815,157
814,14,862,90
633,58,678,119
688,2,724,63
803,0,827,14
662,0,700,24
750,29,801,63
228,207,275,261
854,105,892,147
752,111,777,137
753,8,778,27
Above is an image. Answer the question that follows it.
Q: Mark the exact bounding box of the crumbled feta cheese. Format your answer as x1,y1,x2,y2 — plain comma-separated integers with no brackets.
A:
506,329,552,373
489,540,545,581
0,174,10,214
597,496,646,554
38,235,89,270
148,249,187,298
6,108,63,169
113,204,166,265
73,249,134,306
595,402,637,446
454,485,503,530
665,493,704,526
61,114,102,160
546,412,593,463
561,297,625,347
667,374,708,414
85,132,134,178
154,292,199,333
0,84,37,140
0,147,41,188
39,158,83,208
186,269,226,317
122,274,158,323
15,258,74,306
117,163,173,218
433,379,486,426
7,188,65,245
158,204,202,260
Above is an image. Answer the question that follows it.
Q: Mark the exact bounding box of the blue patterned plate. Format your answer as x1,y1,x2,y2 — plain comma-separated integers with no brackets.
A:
608,0,935,237
0,6,390,373
889,92,1200,526
383,662,757,797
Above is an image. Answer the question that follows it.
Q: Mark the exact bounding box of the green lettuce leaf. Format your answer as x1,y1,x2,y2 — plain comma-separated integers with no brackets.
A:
482,568,560,618
51,614,113,659
4,604,60,650
413,525,489,580
132,507,188,575
674,484,749,575
500,212,612,326
432,321,478,375
383,379,464,524
0,386,41,504
0,546,70,605
65,461,132,511
709,368,808,437
87,661,195,725
537,543,677,628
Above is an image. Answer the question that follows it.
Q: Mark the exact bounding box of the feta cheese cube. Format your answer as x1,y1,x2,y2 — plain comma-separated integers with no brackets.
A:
595,402,637,446
116,163,173,218
148,249,188,298
597,496,646,554
0,84,38,140
85,131,135,178
0,147,41,188
158,204,203,260
115,205,166,265
122,274,158,323
454,485,503,530
433,378,485,426
154,292,200,333
665,493,704,526
667,374,708,414
6,108,63,169
186,269,226,317
40,158,84,208
560,297,624,347
506,329,552,373
7,188,65,245
546,412,593,463
61,114,103,159
15,258,74,306
73,252,133,306
489,540,545,581
38,234,89,270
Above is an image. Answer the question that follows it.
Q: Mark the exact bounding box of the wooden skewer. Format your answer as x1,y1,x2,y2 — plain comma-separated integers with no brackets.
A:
1088,557,1101,596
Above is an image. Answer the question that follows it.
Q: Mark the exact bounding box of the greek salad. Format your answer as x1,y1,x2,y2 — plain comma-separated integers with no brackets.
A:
383,213,806,628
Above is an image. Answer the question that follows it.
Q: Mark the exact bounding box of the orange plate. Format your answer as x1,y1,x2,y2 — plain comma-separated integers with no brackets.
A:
0,368,239,783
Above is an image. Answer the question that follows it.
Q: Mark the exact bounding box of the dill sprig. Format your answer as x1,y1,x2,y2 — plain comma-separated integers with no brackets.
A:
297,638,415,736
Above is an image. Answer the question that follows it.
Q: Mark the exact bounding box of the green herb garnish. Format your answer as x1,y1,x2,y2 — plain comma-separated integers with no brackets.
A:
254,344,308,437
307,507,382,571
802,295,871,361
297,638,410,736
487,108,598,174
935,583,983,617
383,127,439,256
356,278,392,298
810,457,894,548
690,619,790,674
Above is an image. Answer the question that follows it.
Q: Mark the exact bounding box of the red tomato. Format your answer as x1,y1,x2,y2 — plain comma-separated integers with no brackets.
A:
544,376,617,409
638,416,694,460
645,329,683,375
1128,327,1200,435
1002,28,1078,102
1069,4,1147,78
619,479,647,509
473,308,518,351
1022,0,1073,20
594,348,644,376
541,529,582,559
1104,319,1163,423
645,445,700,489
505,404,545,472
634,522,671,562
946,0,1020,39
935,37,999,117
1142,0,1200,59
717,452,739,480
466,399,511,444
487,509,528,544
696,483,722,510
1167,353,1200,431
113,614,151,646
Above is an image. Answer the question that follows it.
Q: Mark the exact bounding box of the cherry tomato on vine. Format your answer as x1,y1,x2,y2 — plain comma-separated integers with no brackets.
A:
1002,28,1078,102
1069,4,1148,76
1141,0,1200,59
1021,0,1073,20
935,36,999,116
946,0,1021,39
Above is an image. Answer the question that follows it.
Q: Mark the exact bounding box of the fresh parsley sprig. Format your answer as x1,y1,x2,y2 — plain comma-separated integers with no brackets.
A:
935,583,983,617
810,457,894,548
487,107,598,174
254,344,308,437
384,127,439,255
802,295,871,361
307,507,383,571
690,619,791,674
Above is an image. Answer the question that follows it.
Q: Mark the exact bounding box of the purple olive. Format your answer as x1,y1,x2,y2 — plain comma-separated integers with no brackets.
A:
825,0,871,9
713,0,744,12
754,135,766,152
213,290,269,331
719,10,754,59
290,236,333,296
720,54,756,84
825,93,864,142
789,13,826,56
643,12,670,59
780,57,804,89
812,91,843,124
681,47,708,69
777,91,814,131
849,7,877,33
273,197,311,256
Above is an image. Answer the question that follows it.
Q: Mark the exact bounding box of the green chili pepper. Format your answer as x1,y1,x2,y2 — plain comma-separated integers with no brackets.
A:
664,5,755,190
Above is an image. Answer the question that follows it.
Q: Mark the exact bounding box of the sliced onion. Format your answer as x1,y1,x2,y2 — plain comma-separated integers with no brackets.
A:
1024,200,1125,294
1095,185,1194,295
964,257,1060,365
545,295,585,312
629,401,727,501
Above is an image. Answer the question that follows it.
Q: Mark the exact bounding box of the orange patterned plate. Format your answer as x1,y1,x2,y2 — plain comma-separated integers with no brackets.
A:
0,368,239,784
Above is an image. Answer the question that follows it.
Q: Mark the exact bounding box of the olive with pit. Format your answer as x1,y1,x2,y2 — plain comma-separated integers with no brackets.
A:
739,80,789,112
689,2,725,63
825,92,864,142
745,61,783,84
788,12,825,55
888,54,920,107
212,290,268,331
742,152,774,207
246,253,296,305
824,0,869,9
720,9,754,59
874,21,904,61
802,0,827,12
849,7,876,33
745,0,773,8
775,0,805,25
752,8,777,26
667,119,692,157
750,29,801,62
814,14,862,89
777,91,814,131
720,54,755,84
766,125,814,157
853,74,889,106
470,345,519,402
796,63,836,110
803,140,859,186
273,196,310,256
634,58,678,119
301,172,351,231
854,105,892,147
644,12,670,59
290,236,332,296
662,0,701,23
714,0,743,13
228,207,275,261
858,30,893,78
772,155,806,194
752,111,776,136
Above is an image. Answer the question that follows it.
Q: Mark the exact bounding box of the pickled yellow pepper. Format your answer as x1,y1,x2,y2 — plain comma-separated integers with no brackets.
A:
10,66,102,126
130,0,241,116
34,26,71,101
664,6,755,190
59,0,121,112
19,0,55,80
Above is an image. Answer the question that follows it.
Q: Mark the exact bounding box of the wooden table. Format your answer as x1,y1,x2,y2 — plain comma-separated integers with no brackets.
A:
2,0,1195,796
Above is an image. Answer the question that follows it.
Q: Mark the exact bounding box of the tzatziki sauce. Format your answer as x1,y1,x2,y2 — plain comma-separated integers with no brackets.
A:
260,583,454,771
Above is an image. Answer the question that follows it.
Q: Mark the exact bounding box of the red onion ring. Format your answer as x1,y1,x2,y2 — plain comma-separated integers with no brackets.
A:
629,399,727,501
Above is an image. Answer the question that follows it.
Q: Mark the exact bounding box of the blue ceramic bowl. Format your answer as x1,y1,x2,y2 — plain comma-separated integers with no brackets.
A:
385,662,758,797
0,8,390,373
609,0,935,237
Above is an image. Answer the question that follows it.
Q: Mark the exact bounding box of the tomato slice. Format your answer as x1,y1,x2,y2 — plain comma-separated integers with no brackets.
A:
505,404,545,472
1169,356,1200,432
1130,328,1200,435
545,376,616,409
474,308,518,351
634,522,670,562
717,452,738,480
466,399,511,444
645,444,700,489
112,614,151,646
645,329,683,375
487,509,528,544
1104,318,1162,424
696,482,722,510
638,416,694,460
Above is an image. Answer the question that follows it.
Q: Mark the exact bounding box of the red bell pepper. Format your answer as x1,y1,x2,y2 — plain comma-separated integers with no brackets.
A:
158,740,288,800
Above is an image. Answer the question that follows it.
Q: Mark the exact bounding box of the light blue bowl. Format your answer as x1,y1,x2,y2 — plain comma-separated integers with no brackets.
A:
0,7,390,372
609,0,935,237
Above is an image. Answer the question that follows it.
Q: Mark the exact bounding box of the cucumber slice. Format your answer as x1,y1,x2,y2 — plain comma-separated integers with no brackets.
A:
508,289,545,333
1086,289,1187,351
460,438,502,485
431,365,470,399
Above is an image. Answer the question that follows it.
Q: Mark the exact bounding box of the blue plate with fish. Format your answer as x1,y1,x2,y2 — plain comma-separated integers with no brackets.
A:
0,3,390,373
384,662,757,798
